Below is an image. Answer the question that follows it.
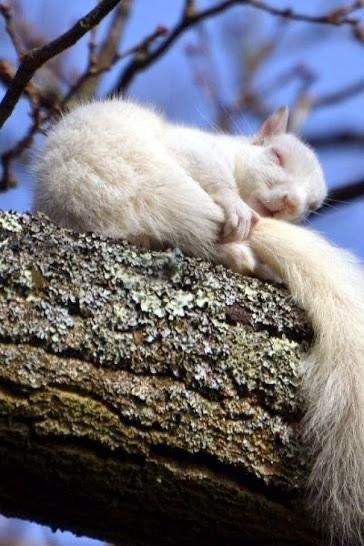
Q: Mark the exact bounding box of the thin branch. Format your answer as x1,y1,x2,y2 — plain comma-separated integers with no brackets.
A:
66,0,133,103
314,79,364,108
0,57,61,191
287,79,364,132
0,24,168,191
310,180,364,217
0,0,122,129
113,0,364,94
0,119,41,191
0,2,24,58
327,179,364,205
113,1,245,94
94,0,132,70
0,59,57,112
306,130,364,148
7,0,74,88
247,0,363,26
183,0,197,19
308,179,364,217
63,24,167,108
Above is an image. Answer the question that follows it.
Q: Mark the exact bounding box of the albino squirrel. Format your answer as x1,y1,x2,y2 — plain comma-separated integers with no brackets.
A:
34,98,364,544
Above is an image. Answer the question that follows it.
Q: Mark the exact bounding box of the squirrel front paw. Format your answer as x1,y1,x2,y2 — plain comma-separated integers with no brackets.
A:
220,200,259,243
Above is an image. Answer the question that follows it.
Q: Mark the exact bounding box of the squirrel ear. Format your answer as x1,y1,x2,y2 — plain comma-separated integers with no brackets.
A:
257,106,289,141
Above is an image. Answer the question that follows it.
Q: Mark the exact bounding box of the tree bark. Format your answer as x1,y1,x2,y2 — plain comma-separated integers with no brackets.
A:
0,211,321,546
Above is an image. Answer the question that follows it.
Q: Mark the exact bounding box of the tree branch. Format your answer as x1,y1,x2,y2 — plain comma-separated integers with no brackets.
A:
314,78,364,109
113,0,364,94
0,2,24,58
65,0,134,105
327,179,364,206
0,211,321,546
247,0,363,26
306,130,364,148
0,22,168,191
0,0,122,129
62,23,168,110
308,179,364,218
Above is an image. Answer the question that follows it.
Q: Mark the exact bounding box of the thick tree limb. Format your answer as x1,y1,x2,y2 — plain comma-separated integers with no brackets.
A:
0,211,322,545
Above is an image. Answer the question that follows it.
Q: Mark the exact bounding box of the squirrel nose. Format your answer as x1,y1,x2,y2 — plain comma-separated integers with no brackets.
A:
282,193,299,214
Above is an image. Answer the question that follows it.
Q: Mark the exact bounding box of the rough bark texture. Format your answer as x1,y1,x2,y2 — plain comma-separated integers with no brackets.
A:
0,211,322,546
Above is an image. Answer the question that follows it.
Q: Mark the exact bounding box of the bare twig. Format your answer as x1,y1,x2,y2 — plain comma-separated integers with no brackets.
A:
66,0,133,104
0,23,169,191
113,0,364,94
314,79,364,108
0,57,62,191
63,24,167,108
306,179,364,217
183,0,197,19
0,121,41,191
0,2,24,58
113,1,244,94
95,0,132,68
306,131,364,148
0,60,44,109
324,180,364,209
287,79,364,131
247,0,363,26
8,0,73,88
0,0,122,129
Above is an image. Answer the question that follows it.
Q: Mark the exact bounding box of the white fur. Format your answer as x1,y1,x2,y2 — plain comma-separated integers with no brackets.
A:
251,219,364,545
33,98,363,543
34,99,326,268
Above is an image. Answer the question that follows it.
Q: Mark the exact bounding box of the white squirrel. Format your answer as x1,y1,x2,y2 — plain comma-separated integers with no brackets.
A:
34,98,364,544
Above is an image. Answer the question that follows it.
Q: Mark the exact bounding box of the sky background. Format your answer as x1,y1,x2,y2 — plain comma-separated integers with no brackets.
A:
0,0,364,544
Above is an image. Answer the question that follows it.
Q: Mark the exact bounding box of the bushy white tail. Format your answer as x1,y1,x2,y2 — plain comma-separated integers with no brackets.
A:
250,218,364,544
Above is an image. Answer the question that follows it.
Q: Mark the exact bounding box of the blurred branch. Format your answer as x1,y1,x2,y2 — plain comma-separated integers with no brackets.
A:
309,180,364,218
62,24,168,108
314,78,364,109
288,79,364,131
114,0,364,94
7,0,73,88
307,180,364,218
0,59,59,112
306,130,364,148
307,179,364,219
0,115,42,191
0,0,122,129
0,24,168,191
66,0,133,104
0,3,24,58
248,0,363,26
327,179,364,206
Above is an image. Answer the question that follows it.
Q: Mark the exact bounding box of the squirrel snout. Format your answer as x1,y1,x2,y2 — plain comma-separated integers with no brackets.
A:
282,193,300,215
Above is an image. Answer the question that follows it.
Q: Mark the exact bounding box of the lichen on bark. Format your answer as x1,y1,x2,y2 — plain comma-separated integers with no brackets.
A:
0,211,321,546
